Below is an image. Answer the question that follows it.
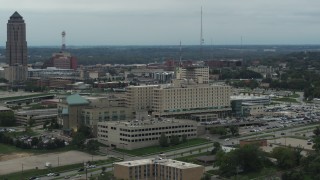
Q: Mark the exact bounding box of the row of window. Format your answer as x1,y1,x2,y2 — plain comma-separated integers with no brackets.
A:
120,133,196,142
119,125,195,132
120,129,196,137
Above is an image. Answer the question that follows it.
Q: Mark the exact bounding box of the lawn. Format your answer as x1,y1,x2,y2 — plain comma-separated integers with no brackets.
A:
0,143,23,154
291,125,319,133
272,97,298,103
0,143,77,155
0,158,118,180
289,93,300,98
230,167,277,180
115,138,211,156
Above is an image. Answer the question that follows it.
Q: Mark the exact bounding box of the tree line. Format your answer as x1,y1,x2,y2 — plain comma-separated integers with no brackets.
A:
211,126,320,179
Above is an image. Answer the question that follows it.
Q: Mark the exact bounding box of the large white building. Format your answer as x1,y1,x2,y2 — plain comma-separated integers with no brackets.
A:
126,65,231,117
97,118,198,150
126,85,158,111
126,80,232,117
152,81,231,116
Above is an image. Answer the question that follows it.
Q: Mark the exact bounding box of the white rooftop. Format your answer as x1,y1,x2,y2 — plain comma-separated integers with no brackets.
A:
115,158,202,169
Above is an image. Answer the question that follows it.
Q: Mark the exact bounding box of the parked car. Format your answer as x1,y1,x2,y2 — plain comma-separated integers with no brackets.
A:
47,173,55,176
88,165,96,168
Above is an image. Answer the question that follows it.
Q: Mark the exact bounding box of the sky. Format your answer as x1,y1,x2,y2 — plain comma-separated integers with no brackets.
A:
0,0,320,46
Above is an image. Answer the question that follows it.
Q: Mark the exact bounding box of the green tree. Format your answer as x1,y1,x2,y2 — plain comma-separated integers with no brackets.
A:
170,135,180,146
215,150,238,177
182,134,187,143
312,137,320,152
28,116,36,127
0,111,15,126
313,126,320,137
101,166,106,173
229,126,239,136
87,140,99,152
201,174,211,180
236,144,264,172
210,127,227,136
272,147,297,169
282,170,304,180
159,133,169,147
31,137,39,147
302,153,320,179
215,145,265,177
78,125,91,137
72,133,86,148
293,145,303,166
211,142,221,155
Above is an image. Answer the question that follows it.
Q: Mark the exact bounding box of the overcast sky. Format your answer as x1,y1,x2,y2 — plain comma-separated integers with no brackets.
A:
0,0,320,46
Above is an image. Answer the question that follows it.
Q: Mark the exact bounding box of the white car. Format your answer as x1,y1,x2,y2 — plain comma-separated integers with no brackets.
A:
89,165,96,168
47,173,55,176
224,138,230,141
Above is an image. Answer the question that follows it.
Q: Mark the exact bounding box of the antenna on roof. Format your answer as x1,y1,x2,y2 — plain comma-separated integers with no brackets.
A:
61,31,66,52
179,40,182,67
200,6,204,60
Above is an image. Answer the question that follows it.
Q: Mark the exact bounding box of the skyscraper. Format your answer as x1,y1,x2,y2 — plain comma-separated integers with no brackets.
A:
5,11,28,82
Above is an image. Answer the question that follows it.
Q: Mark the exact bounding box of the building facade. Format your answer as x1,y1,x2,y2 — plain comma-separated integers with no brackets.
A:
126,85,158,111
97,118,198,150
15,109,57,126
114,158,205,180
126,82,231,117
152,83,231,117
82,106,134,136
57,94,90,131
176,66,209,84
6,11,28,82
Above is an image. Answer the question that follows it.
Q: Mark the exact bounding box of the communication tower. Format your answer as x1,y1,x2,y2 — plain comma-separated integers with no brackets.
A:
61,31,66,51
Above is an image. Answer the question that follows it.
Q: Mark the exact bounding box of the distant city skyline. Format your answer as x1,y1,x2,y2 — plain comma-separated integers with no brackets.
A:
0,0,320,46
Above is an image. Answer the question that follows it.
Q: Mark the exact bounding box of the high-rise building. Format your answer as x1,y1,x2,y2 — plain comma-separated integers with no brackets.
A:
5,11,28,82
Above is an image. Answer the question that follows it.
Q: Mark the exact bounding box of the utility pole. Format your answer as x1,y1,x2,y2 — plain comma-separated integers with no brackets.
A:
21,163,23,180
85,167,88,180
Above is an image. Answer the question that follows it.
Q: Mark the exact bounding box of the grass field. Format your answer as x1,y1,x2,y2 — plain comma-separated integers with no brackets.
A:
0,143,77,155
0,143,23,154
272,97,299,103
230,167,277,180
115,138,210,156
289,94,300,98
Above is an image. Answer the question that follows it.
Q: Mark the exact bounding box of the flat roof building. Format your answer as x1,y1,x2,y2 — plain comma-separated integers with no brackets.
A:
114,158,205,180
15,108,57,126
126,81,232,117
98,118,197,150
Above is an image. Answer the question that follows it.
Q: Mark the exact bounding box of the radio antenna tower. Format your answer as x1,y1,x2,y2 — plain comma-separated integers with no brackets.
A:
179,40,182,67
200,7,204,59
61,31,66,52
